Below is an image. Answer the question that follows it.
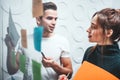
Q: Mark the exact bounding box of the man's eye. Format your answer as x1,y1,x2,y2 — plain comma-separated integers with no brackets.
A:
55,18,57,21
47,17,53,20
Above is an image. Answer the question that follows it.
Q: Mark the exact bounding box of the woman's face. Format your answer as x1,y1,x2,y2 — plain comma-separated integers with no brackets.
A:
87,15,105,45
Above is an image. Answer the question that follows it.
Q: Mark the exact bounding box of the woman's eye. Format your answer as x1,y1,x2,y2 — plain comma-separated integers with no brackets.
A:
90,26,94,29
91,25,97,29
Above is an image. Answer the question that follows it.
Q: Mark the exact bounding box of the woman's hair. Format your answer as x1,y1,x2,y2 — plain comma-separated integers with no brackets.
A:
92,8,120,42
88,8,120,60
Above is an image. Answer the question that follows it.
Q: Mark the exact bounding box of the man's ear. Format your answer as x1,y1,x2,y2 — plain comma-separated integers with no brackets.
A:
106,29,113,38
36,17,41,26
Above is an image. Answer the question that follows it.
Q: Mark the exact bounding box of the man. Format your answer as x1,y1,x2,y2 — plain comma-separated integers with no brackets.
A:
5,2,73,80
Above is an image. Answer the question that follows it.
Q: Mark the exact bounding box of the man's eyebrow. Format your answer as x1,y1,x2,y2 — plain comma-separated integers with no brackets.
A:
47,16,58,19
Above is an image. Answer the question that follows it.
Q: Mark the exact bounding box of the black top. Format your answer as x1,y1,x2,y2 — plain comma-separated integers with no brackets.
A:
82,42,120,79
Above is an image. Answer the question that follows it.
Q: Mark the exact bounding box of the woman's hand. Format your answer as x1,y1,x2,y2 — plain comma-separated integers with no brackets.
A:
58,74,68,80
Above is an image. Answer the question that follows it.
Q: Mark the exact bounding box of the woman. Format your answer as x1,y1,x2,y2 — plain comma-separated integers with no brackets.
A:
59,8,120,80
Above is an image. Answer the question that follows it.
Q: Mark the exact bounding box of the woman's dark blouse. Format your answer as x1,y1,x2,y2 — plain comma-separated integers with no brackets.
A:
82,42,120,78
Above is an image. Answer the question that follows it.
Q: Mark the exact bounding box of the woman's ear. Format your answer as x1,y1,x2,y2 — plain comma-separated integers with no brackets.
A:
106,29,113,38
36,17,41,26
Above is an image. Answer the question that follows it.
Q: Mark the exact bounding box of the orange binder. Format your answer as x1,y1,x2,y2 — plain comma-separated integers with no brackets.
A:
73,61,119,80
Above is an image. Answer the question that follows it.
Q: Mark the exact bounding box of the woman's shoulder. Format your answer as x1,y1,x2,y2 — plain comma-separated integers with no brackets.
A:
83,46,94,58
85,46,94,53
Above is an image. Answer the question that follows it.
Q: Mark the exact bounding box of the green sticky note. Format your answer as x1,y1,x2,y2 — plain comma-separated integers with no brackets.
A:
32,60,41,80
19,54,26,73
11,51,16,67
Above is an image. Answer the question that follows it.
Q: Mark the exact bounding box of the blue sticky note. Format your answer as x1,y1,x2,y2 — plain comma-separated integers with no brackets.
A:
33,26,43,52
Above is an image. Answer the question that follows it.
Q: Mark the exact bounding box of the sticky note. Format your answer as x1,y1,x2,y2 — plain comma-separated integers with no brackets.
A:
32,60,41,80
9,9,20,47
32,0,43,17
33,26,43,52
19,54,26,73
21,29,27,48
11,50,16,67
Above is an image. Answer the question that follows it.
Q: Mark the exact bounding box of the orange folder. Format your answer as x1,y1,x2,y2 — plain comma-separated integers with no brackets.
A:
73,61,119,80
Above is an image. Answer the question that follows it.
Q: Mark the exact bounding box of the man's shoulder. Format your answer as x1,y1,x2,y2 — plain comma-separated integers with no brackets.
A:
54,34,68,40
52,34,69,45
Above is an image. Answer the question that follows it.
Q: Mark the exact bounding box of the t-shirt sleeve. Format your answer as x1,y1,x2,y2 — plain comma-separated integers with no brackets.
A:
60,38,71,57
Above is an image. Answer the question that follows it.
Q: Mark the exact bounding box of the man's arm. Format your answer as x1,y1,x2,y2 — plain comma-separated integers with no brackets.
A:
52,57,73,79
42,57,73,79
5,34,19,75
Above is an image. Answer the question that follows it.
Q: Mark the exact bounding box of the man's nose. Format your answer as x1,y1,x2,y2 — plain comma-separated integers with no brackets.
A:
52,19,56,25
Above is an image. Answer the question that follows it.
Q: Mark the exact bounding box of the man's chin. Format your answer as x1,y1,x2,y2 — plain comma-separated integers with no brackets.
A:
49,30,54,33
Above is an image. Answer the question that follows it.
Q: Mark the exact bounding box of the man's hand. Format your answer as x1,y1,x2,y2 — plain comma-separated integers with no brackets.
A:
42,57,54,67
4,34,14,49
4,27,14,49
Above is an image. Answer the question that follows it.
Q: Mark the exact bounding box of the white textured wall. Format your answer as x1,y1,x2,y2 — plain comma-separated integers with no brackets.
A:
0,0,3,79
0,0,120,80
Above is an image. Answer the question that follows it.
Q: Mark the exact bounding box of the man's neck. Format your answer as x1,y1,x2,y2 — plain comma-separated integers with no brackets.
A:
43,32,54,38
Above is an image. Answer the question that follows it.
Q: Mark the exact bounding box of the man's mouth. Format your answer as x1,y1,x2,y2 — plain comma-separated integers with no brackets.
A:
50,26,54,30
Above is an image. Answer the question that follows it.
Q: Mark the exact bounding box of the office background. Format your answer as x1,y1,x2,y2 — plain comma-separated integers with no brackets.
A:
0,0,120,80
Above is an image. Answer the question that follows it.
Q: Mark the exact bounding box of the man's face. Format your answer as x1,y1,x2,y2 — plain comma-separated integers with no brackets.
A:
41,9,57,33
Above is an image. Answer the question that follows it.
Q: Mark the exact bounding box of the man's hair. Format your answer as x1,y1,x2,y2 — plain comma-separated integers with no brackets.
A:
39,2,57,19
43,2,57,11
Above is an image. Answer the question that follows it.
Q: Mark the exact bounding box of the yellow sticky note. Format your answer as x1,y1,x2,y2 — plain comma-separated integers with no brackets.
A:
32,0,43,17
21,29,27,48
